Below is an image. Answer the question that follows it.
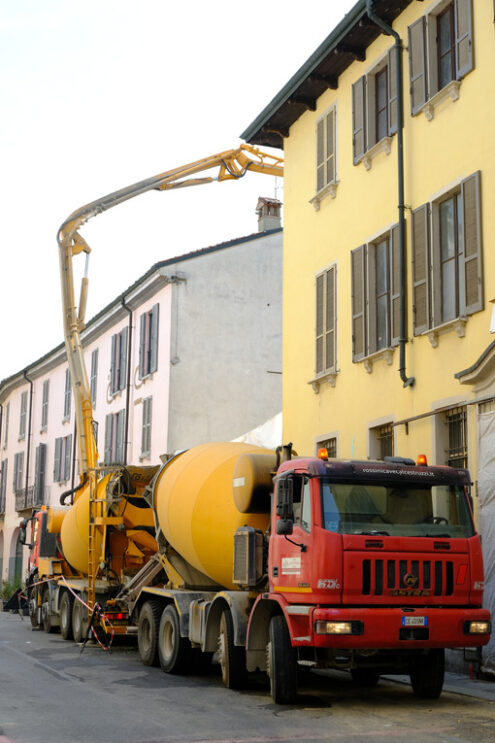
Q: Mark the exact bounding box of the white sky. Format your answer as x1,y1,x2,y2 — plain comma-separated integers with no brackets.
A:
0,0,356,381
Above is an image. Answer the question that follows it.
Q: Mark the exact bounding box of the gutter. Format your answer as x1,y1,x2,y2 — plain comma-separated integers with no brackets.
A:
121,297,133,466
366,0,414,388
23,371,34,507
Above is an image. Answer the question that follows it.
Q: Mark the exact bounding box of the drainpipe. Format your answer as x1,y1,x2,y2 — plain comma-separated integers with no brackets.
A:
23,371,34,508
121,297,133,466
366,0,415,387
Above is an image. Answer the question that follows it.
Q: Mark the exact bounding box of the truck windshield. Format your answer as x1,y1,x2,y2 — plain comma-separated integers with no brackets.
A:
321,481,474,538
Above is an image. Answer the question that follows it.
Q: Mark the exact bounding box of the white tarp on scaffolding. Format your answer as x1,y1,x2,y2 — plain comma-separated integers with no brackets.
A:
477,409,495,674
233,412,282,450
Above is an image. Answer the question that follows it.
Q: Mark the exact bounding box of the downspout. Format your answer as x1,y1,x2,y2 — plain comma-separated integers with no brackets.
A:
23,371,34,508
121,297,133,466
366,0,415,387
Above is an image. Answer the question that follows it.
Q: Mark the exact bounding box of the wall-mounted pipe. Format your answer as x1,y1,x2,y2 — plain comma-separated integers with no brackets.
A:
121,296,133,466
23,371,34,506
366,0,415,388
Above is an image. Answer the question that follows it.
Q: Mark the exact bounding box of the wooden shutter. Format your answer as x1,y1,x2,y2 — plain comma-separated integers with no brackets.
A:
116,410,125,463
316,118,325,192
119,327,128,391
412,204,430,334
462,171,482,315
110,334,117,394
90,349,98,408
351,246,367,361
325,266,336,371
19,391,27,437
34,443,46,503
64,435,72,481
408,16,427,114
352,77,366,163
388,47,398,135
455,0,473,79
390,224,401,346
0,459,7,510
316,273,324,374
42,380,49,429
53,438,62,482
139,313,146,379
104,414,113,463
367,245,377,356
150,304,159,374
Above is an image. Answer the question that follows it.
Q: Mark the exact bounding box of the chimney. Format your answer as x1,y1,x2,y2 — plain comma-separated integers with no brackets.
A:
256,197,282,232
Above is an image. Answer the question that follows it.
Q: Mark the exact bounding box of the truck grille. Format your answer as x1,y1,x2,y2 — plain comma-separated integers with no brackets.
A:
361,558,454,597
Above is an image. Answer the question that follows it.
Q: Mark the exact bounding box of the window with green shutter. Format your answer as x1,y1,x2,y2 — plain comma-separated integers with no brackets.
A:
141,397,152,459
316,107,337,194
315,264,337,376
41,380,49,431
139,304,160,379
110,328,128,395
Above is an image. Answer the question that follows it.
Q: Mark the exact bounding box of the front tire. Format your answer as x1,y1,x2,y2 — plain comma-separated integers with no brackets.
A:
158,605,190,674
138,601,162,667
267,615,297,704
60,591,74,641
217,609,247,690
410,649,445,699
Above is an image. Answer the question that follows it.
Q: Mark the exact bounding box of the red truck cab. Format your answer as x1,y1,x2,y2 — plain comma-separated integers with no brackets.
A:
247,454,491,703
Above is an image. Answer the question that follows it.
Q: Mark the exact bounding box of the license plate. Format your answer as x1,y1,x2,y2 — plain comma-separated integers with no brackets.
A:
402,616,428,627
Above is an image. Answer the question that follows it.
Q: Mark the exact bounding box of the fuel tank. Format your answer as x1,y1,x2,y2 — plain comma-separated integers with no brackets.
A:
153,442,276,589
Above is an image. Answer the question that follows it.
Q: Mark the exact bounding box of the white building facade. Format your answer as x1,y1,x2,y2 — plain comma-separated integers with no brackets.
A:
0,204,282,584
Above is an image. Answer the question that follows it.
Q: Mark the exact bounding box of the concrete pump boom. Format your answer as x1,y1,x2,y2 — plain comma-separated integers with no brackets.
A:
57,144,283,486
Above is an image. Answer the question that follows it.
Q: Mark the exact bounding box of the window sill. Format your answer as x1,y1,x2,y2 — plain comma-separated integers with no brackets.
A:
139,453,151,462
356,137,393,171
309,181,339,211
424,317,467,347
359,347,396,374
308,370,339,394
419,80,461,121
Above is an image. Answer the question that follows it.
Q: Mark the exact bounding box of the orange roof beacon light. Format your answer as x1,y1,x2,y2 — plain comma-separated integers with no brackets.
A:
417,454,428,466
318,448,329,461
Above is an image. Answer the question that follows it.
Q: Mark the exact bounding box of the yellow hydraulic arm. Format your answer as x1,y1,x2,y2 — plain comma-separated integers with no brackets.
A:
57,144,283,483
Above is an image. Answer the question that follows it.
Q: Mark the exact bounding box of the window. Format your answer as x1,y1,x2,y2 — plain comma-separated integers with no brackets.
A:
412,171,482,334
292,477,312,533
90,349,98,408
110,327,128,395
104,410,125,464
41,380,49,431
315,264,337,376
3,402,9,448
370,423,394,460
352,47,397,165
408,0,473,116
63,369,71,420
446,406,467,468
54,435,72,483
19,391,28,439
139,305,159,379
351,225,400,360
0,459,7,512
141,397,152,459
13,451,24,493
315,106,337,198
34,443,47,504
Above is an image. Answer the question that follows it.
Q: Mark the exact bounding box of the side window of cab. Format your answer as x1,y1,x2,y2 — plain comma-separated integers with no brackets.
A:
293,477,312,533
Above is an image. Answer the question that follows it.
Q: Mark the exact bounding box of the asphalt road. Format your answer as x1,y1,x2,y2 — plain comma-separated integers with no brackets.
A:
1,611,494,743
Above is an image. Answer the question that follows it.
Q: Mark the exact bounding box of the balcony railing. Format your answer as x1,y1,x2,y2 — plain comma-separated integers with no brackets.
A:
15,485,50,512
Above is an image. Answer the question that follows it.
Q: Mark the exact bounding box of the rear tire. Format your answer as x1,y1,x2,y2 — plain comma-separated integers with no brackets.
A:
217,609,247,690
410,649,445,699
138,601,162,667
42,586,56,634
72,599,89,643
267,615,297,704
158,605,190,674
60,591,74,641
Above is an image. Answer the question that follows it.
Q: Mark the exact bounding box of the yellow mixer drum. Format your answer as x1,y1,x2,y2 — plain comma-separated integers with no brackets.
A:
153,442,275,590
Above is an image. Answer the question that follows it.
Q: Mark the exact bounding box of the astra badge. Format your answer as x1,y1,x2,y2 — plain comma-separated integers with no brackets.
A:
403,573,418,588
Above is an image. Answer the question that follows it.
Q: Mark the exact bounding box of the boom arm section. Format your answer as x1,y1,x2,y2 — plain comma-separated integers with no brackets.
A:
57,145,283,481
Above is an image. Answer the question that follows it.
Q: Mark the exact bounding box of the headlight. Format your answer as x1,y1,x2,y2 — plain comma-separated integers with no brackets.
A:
464,620,491,635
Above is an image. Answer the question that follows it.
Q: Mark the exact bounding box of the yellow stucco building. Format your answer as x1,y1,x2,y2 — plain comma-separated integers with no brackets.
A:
243,0,495,671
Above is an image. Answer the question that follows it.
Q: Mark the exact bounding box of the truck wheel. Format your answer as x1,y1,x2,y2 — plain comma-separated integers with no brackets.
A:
158,605,190,674
218,609,247,690
410,649,445,699
60,591,74,641
138,601,162,666
42,586,56,634
29,585,41,629
72,599,89,643
267,615,297,704
351,668,380,686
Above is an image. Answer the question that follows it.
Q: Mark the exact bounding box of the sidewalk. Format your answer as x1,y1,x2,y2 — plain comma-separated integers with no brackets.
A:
384,672,495,702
